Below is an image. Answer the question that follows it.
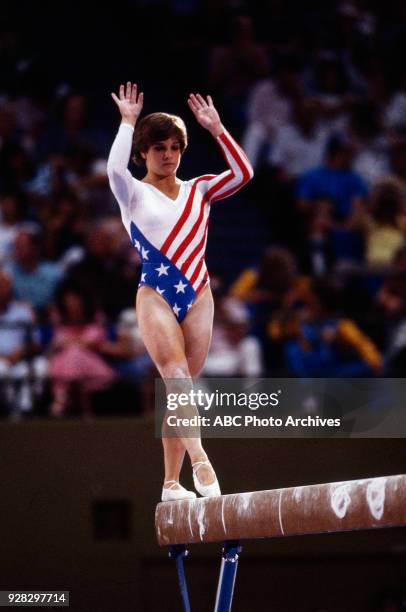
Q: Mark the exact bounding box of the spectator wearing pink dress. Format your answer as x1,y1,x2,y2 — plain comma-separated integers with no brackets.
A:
49,286,115,417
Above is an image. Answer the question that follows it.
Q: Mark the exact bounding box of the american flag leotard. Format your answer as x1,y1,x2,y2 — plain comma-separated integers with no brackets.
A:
107,122,253,322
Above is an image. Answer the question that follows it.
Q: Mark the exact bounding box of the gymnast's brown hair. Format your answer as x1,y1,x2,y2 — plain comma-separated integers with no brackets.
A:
132,112,188,166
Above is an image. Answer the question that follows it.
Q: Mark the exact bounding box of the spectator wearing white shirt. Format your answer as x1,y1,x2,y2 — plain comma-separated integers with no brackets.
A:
269,98,332,180
0,269,47,416
242,61,302,168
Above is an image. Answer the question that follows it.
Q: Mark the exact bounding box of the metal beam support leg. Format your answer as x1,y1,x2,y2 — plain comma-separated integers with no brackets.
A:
214,540,242,612
169,544,191,612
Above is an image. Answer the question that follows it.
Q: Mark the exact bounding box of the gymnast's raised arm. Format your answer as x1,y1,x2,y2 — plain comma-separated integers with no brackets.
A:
188,93,254,203
107,82,144,206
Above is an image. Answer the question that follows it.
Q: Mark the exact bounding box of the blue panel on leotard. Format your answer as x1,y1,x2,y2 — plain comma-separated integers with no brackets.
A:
131,221,197,323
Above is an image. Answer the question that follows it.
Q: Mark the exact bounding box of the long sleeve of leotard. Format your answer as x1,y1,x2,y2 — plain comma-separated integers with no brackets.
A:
201,130,254,204
107,122,139,210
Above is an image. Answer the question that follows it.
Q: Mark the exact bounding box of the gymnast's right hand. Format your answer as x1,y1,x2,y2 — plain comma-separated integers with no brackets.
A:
111,81,144,127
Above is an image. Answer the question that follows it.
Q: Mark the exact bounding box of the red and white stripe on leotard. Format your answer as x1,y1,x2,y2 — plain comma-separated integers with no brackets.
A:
161,130,253,292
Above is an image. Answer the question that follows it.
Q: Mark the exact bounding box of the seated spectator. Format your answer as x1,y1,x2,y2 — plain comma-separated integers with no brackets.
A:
269,281,382,376
6,226,63,313
230,247,308,372
28,143,111,218
65,223,140,319
365,179,406,269
242,59,302,168
48,285,115,417
39,191,86,261
230,246,307,311
0,269,46,416
296,133,369,264
268,98,332,181
38,94,109,159
203,297,263,377
99,308,155,413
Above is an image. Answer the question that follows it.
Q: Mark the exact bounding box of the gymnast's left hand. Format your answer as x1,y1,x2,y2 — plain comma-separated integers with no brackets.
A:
188,93,224,138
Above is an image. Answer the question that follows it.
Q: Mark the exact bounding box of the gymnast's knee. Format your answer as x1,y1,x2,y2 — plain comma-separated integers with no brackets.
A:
161,361,191,381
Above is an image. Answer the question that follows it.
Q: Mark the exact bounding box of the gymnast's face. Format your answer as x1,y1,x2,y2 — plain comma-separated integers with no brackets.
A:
142,137,182,177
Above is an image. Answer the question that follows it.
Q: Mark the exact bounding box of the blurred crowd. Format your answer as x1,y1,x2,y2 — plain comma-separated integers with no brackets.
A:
1,0,406,418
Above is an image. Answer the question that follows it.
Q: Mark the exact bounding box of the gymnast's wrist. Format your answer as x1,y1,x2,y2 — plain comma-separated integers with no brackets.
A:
121,116,137,129
209,122,225,138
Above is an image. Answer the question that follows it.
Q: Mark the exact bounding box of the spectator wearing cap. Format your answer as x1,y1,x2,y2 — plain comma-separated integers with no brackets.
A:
296,133,369,264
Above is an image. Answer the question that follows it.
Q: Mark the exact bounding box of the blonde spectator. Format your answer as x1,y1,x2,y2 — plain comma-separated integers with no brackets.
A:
365,178,406,269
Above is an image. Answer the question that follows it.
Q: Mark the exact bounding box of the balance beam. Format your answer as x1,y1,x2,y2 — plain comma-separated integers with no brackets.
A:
156,474,406,546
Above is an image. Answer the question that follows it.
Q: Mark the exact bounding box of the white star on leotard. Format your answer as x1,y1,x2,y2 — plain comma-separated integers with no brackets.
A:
155,263,169,277
134,239,141,251
174,280,187,294
173,303,181,317
156,286,165,295
187,302,193,310
141,272,147,282
141,247,149,260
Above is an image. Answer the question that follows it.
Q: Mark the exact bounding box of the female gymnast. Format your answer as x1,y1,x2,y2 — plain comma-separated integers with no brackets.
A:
107,82,253,501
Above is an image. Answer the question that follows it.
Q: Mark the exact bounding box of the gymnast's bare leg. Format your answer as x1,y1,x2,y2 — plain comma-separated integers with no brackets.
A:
136,284,218,495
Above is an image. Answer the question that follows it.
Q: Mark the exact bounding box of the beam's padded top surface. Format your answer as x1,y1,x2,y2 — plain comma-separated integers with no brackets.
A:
155,474,406,546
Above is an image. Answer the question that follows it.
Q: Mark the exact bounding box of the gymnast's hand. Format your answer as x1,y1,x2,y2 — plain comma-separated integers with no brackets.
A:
188,93,225,138
111,81,144,127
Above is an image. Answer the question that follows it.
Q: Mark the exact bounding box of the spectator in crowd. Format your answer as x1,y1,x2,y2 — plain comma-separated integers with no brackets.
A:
268,98,332,181
296,133,369,264
39,190,86,261
230,247,307,372
306,53,356,127
365,178,406,269
230,246,301,310
38,94,109,159
48,285,115,417
203,297,263,377
65,223,140,319
0,269,46,415
270,280,382,376
242,57,302,168
6,226,63,312
99,308,155,413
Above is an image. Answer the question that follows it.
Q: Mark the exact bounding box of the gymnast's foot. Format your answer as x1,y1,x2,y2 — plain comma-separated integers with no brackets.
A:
161,480,196,502
192,460,221,497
